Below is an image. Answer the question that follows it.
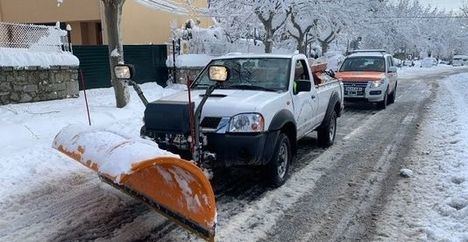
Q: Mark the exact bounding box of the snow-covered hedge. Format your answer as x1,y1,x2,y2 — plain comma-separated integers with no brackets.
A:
166,54,213,68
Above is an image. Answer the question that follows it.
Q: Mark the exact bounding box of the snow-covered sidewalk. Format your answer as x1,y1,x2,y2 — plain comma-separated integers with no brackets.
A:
0,83,182,241
398,65,463,79
374,73,468,241
0,83,182,197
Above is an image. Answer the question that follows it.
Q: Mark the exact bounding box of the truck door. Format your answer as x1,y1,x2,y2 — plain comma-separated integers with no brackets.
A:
291,58,318,138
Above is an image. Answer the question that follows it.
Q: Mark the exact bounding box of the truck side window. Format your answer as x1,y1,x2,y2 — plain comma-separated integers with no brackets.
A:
294,60,310,81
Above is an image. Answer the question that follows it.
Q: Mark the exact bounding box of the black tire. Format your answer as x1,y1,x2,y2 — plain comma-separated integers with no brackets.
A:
140,125,147,137
317,110,337,147
268,133,292,187
377,89,389,110
389,83,397,104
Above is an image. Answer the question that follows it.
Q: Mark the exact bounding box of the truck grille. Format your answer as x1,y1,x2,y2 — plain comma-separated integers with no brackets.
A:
200,117,222,129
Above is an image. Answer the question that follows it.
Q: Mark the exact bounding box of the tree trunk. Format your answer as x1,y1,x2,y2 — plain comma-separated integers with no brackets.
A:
264,24,273,53
320,41,329,54
102,0,129,108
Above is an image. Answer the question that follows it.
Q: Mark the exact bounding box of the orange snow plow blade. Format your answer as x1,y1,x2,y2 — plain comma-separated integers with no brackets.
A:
52,125,216,241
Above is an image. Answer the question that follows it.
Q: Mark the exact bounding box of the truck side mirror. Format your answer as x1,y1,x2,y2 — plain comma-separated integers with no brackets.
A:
208,65,229,83
295,80,311,94
114,64,135,80
388,66,397,73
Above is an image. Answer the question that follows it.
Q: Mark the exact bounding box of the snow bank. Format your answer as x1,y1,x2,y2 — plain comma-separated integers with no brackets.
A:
397,64,456,78
166,54,213,68
375,72,468,241
0,82,183,241
0,82,181,199
0,48,79,68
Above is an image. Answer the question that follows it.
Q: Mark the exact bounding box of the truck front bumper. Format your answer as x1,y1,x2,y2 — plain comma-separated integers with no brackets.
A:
344,86,386,103
205,131,280,167
141,126,280,167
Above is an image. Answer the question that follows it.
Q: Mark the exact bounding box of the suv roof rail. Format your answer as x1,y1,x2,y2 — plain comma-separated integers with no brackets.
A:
224,52,243,56
350,49,387,54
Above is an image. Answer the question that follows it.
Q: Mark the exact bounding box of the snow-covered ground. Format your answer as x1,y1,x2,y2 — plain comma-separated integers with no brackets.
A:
398,64,460,79
0,83,183,198
374,73,468,241
0,65,465,241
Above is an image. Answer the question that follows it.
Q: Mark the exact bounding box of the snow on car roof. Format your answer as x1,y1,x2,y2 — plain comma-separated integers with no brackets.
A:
347,52,388,58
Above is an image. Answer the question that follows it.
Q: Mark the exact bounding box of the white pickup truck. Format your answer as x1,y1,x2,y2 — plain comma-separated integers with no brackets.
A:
141,54,344,186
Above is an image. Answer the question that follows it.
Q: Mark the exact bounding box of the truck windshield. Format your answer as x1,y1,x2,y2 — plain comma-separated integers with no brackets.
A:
340,57,385,72
193,58,291,92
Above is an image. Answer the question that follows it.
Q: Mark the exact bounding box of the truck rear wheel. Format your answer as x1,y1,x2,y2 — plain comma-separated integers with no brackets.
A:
268,133,291,187
317,110,337,147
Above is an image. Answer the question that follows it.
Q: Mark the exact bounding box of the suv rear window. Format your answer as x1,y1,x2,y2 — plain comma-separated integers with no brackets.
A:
340,57,385,72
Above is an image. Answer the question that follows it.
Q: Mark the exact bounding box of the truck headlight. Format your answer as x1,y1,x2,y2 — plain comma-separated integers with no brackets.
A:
370,79,385,88
229,113,264,133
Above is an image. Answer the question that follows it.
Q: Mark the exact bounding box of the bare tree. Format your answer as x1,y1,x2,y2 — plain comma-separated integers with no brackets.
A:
286,6,316,54
254,1,290,53
102,0,129,108
462,1,468,26
210,0,289,53
317,26,342,54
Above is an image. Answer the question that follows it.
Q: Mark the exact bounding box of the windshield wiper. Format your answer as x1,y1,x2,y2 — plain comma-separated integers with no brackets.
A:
192,83,211,89
225,84,277,92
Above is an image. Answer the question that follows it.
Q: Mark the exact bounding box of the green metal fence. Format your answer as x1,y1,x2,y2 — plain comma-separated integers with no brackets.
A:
74,45,168,89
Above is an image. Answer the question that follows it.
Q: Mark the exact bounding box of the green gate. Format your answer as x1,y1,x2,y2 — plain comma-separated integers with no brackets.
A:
74,45,168,89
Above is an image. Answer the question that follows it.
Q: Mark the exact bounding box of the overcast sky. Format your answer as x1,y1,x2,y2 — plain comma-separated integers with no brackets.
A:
420,0,464,11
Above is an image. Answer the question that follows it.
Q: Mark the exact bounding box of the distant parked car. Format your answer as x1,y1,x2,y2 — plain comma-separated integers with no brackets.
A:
439,60,450,65
393,58,402,67
453,55,468,66
403,60,415,67
420,57,437,68
336,49,398,109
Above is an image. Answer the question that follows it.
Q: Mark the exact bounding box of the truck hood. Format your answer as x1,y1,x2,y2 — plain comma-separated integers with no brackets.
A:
336,71,385,81
157,89,285,117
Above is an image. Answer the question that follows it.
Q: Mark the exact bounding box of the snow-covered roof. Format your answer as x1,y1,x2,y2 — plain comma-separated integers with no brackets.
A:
214,53,302,60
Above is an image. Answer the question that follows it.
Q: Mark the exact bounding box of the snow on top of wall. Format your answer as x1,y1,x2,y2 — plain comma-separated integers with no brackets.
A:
166,54,213,68
0,48,79,68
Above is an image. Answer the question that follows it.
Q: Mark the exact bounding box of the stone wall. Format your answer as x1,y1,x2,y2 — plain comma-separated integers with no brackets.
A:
0,66,79,105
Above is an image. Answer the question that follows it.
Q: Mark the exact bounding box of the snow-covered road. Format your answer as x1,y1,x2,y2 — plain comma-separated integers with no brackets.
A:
374,72,468,241
0,66,467,241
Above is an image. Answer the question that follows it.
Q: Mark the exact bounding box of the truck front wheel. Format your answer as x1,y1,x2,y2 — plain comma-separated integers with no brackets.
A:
317,110,337,147
377,89,389,110
268,133,292,187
